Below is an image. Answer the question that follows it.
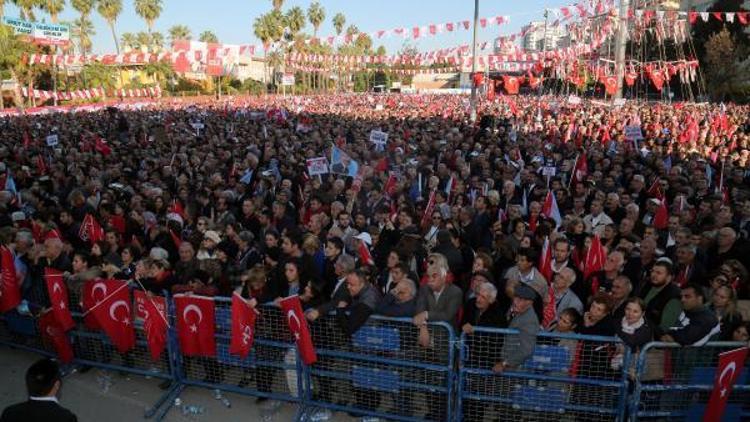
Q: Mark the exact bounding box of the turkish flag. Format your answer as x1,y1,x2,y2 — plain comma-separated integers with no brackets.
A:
90,279,135,354
538,237,553,283
584,235,607,280
358,240,375,266
134,290,168,361
36,155,47,175
81,280,103,330
603,76,618,96
625,72,638,87
383,173,398,197
230,293,257,359
279,295,317,365
704,347,749,421
45,268,75,332
573,153,589,184
175,294,216,357
94,136,112,156
649,70,664,91
653,198,669,229
503,75,520,95
0,246,21,313
39,309,74,363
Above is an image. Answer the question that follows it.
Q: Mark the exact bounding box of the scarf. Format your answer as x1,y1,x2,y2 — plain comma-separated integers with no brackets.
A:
620,316,645,334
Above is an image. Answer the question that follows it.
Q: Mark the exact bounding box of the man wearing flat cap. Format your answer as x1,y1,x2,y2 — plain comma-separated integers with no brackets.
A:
494,284,540,372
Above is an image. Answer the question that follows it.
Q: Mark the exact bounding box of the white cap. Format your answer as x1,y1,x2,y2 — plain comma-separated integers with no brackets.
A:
354,232,372,246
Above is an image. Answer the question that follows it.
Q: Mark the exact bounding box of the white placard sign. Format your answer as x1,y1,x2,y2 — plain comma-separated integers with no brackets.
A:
624,125,644,141
306,157,329,176
369,130,388,145
46,134,59,146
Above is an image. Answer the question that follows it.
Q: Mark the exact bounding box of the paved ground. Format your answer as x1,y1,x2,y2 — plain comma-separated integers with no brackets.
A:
0,347,354,421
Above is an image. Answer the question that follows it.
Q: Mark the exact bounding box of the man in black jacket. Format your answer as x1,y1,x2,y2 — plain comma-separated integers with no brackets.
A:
1,358,77,422
658,284,720,346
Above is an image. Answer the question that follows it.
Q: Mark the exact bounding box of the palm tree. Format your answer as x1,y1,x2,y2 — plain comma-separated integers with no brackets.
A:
73,15,94,53
332,12,345,36
121,31,136,51
42,0,65,23
307,2,324,36
198,30,218,44
97,0,122,53
253,12,283,89
13,0,44,21
168,24,191,45
134,0,162,33
285,6,305,35
135,30,150,51
270,0,282,11
0,24,34,108
150,31,163,51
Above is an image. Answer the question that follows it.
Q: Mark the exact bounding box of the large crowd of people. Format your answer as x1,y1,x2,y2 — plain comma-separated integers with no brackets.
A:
1,93,750,409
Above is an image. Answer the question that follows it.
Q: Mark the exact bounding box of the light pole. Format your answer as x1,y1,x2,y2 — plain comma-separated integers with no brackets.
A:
469,0,479,123
614,0,630,99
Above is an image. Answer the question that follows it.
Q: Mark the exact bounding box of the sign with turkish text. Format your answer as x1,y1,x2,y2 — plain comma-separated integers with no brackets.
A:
306,157,329,176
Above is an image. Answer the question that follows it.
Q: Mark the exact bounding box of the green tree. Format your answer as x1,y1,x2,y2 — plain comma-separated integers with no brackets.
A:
72,14,94,53
135,30,149,51
121,31,136,50
285,6,305,35
0,24,33,108
134,0,162,33
168,24,191,44
150,30,163,51
332,12,345,35
703,27,750,101
12,0,44,21
198,30,217,43
691,0,749,64
253,12,282,88
307,1,324,36
42,0,65,23
97,0,122,53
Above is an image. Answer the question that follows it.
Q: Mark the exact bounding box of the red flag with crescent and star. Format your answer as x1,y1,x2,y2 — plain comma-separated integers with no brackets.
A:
175,294,216,357
45,268,75,331
230,292,258,359
89,279,135,354
134,290,168,361
279,295,317,365
704,347,749,420
0,246,21,313
39,309,74,363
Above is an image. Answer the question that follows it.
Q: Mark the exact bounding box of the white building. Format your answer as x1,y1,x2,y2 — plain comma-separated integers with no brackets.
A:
522,21,569,52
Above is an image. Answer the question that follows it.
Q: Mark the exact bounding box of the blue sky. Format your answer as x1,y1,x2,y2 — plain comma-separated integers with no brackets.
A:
5,0,574,54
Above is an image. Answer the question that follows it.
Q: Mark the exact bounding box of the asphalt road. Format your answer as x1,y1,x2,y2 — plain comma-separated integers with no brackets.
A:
0,347,354,422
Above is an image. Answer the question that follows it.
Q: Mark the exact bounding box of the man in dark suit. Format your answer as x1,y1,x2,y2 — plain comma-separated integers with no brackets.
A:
1,358,77,422
306,254,354,322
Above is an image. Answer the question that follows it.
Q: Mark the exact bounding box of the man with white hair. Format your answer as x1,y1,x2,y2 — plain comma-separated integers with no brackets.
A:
461,281,506,334
708,226,750,270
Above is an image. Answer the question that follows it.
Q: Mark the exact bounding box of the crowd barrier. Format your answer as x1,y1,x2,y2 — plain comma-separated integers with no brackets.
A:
1,289,749,422
630,341,750,422
459,327,631,421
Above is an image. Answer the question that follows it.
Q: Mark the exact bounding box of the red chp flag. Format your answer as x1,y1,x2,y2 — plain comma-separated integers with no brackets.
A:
542,190,562,228
134,290,168,361
503,75,520,95
79,213,105,245
279,295,317,365
704,347,749,421
39,309,74,363
229,293,257,359
175,294,216,357
45,268,75,331
81,280,102,330
89,279,136,354
0,246,21,313
584,235,607,280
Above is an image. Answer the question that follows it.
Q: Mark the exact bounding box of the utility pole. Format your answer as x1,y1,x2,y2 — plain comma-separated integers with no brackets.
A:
614,0,630,99
469,0,479,123
541,9,549,95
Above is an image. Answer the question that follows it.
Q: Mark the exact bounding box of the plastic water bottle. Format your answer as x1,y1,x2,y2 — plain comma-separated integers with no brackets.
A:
220,397,231,408
213,389,223,400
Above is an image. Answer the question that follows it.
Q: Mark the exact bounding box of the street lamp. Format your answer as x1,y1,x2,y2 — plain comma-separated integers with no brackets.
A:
469,0,479,123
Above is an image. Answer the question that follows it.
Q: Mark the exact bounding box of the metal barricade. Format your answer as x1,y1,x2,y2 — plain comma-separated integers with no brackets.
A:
458,328,631,422
630,341,750,421
302,314,456,422
67,287,179,419
162,298,304,420
0,310,57,357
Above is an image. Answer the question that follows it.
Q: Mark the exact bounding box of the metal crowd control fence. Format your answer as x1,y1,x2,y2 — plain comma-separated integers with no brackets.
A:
66,287,179,420
458,327,631,422
301,314,456,422
630,341,750,422
156,299,304,421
